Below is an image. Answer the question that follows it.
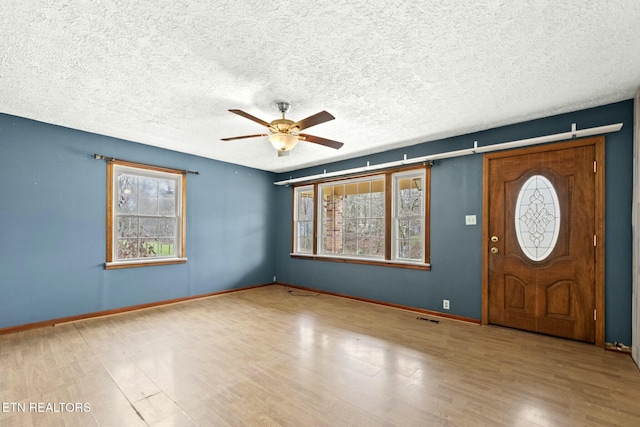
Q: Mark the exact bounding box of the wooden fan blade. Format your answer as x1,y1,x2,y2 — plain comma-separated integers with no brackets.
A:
292,111,335,131
228,109,271,128
220,134,268,141
299,133,344,149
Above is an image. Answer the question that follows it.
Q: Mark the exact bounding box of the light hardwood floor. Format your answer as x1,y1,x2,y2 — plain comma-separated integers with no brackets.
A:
1,285,639,426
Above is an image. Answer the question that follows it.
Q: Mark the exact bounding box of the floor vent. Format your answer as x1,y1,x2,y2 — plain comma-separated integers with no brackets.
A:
417,317,440,324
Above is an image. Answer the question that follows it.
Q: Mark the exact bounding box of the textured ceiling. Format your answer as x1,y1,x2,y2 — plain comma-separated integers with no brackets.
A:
1,1,639,173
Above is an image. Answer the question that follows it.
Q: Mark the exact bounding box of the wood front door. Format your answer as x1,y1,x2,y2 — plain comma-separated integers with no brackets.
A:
483,137,604,345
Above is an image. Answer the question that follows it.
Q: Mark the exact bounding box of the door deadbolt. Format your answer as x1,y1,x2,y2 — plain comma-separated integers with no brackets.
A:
490,247,499,254
491,236,499,242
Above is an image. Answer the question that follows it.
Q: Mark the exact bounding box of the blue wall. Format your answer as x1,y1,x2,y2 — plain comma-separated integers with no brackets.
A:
1,100,634,345
274,100,634,345
0,114,277,329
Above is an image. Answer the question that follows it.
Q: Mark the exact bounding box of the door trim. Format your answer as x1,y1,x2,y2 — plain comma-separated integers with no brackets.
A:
632,87,640,368
482,137,605,347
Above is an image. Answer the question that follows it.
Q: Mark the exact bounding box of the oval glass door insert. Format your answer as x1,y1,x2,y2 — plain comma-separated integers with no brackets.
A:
515,175,560,261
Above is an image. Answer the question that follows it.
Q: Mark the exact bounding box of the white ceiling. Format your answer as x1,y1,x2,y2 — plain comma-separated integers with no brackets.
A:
1,1,639,173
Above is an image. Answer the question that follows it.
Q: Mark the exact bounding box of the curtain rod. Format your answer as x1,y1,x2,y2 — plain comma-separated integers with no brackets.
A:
273,122,623,186
92,154,200,175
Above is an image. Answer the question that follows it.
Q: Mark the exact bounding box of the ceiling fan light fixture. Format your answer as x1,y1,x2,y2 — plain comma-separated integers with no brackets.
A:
224,105,343,152
269,132,298,152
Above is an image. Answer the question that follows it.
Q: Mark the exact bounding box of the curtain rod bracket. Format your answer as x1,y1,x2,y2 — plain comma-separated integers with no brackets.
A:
93,153,115,161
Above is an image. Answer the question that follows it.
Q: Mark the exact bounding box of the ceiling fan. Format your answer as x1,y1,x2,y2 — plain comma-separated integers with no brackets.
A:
221,102,344,156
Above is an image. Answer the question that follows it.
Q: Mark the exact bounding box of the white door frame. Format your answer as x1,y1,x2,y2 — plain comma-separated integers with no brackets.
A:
633,88,640,369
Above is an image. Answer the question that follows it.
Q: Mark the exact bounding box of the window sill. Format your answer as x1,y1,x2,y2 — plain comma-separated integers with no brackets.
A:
105,258,187,269
290,254,431,270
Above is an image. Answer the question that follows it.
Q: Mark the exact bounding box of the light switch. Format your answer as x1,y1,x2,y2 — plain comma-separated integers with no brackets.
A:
465,215,477,225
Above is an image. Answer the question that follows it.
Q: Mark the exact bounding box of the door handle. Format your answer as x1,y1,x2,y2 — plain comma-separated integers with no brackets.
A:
491,236,499,242
490,247,499,254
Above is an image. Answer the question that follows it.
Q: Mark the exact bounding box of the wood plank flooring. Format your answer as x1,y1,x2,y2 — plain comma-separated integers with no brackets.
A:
1,284,639,426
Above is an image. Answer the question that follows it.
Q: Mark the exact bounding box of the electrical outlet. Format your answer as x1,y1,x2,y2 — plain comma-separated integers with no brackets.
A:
443,299,450,310
465,215,477,225
273,276,276,282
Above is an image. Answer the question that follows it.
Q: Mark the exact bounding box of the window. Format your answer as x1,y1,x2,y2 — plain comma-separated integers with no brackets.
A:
319,176,385,258
106,160,186,269
392,170,425,262
515,174,560,261
292,166,430,269
294,186,314,254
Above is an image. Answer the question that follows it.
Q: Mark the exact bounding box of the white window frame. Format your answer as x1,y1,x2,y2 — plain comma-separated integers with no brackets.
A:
391,169,426,263
106,161,187,269
293,185,315,254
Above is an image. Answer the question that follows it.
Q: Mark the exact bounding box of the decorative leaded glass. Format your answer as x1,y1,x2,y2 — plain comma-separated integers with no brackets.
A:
515,175,560,261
